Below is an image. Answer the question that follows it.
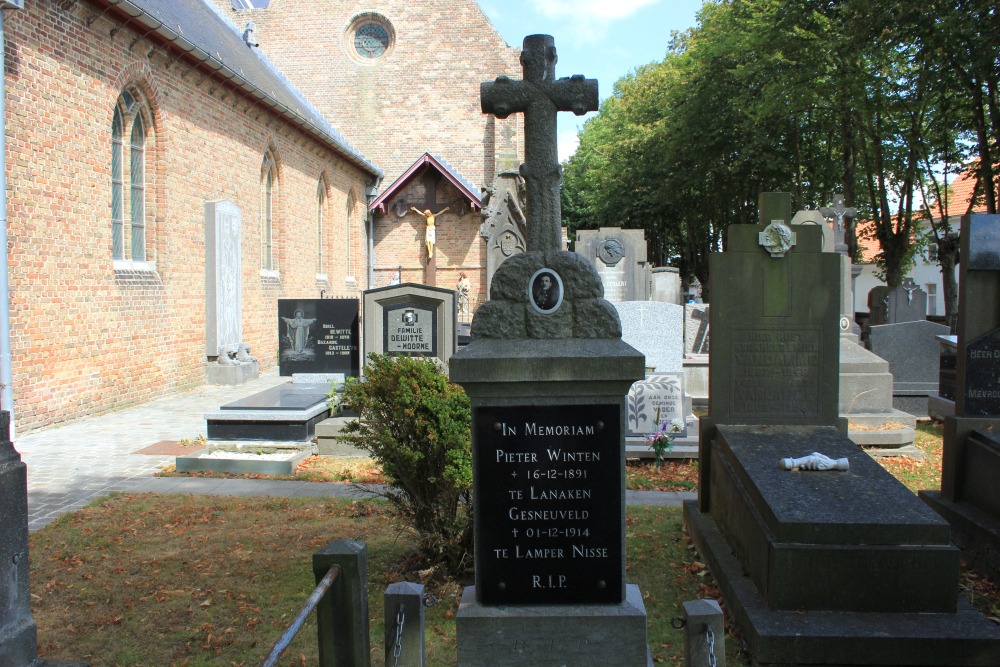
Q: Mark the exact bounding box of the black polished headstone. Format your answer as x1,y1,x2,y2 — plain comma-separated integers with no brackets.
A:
967,215,1000,270
220,383,331,411
963,327,1000,418
278,299,359,377
474,403,622,605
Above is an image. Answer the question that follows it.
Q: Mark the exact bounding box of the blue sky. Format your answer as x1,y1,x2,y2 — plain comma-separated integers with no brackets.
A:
477,0,705,160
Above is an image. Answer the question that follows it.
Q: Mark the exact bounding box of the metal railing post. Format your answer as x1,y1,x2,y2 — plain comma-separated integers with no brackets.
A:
383,582,425,667
683,598,725,667
313,540,370,667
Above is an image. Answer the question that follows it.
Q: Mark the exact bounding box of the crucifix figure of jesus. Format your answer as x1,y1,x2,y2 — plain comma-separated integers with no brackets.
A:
481,35,598,253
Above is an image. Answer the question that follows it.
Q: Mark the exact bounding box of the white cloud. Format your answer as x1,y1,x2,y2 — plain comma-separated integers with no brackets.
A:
558,129,580,162
535,0,661,21
534,0,662,43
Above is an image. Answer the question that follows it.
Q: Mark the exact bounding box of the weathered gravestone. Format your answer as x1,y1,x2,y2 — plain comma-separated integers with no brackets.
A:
614,301,698,456
0,411,36,666
574,227,650,302
480,126,527,300
450,35,649,666
362,282,457,368
650,266,682,304
205,200,259,385
789,202,917,449
869,318,951,418
867,277,927,327
0,411,88,666
922,213,1000,583
683,303,710,409
684,194,1000,666
278,298,360,377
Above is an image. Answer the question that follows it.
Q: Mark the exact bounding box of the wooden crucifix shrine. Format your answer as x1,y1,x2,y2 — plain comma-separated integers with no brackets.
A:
413,170,450,287
481,34,598,252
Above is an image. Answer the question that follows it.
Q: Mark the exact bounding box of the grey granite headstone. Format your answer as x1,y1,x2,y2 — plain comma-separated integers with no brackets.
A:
869,319,951,417
683,303,710,356
362,283,457,368
205,200,243,358
614,301,684,373
574,228,650,302
868,278,927,326
0,411,36,665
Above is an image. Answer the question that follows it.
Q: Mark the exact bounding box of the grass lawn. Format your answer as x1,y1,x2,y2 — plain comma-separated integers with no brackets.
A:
29,421,999,666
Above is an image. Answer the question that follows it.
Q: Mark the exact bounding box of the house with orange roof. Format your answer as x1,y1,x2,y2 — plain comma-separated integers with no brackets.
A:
852,165,996,317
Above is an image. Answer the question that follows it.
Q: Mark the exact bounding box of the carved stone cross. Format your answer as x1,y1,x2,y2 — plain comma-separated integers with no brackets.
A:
481,35,598,252
819,193,857,232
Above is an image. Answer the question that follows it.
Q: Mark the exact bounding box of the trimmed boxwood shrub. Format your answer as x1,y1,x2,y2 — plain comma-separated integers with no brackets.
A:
340,354,473,574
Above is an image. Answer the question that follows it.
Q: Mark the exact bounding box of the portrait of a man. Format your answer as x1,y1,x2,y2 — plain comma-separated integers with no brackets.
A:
529,269,563,313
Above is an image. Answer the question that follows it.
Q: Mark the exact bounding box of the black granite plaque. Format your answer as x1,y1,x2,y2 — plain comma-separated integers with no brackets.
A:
278,299,359,377
967,215,1000,270
475,404,622,605
383,301,437,357
964,327,1000,417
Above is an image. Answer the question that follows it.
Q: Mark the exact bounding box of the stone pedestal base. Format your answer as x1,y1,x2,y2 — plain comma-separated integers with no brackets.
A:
839,338,916,448
456,585,651,667
315,417,367,456
205,361,259,385
685,501,1000,666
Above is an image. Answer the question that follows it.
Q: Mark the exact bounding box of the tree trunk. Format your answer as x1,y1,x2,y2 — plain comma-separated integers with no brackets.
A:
938,234,960,333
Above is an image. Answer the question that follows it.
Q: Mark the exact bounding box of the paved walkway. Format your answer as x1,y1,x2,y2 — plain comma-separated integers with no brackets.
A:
17,369,694,531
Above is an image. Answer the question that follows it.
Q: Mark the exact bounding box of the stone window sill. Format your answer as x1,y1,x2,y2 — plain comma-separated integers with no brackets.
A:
114,259,157,273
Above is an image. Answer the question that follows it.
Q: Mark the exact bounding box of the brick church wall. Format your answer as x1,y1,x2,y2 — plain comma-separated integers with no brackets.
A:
5,1,374,432
211,0,521,188
211,0,523,310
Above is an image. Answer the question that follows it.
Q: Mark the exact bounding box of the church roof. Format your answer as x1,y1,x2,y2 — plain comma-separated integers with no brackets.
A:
369,153,482,213
94,0,382,179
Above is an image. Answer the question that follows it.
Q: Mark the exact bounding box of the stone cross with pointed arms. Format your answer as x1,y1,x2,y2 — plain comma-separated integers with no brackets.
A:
481,35,598,252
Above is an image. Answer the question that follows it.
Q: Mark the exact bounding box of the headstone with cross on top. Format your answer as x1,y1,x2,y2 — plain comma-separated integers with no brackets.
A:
451,35,649,667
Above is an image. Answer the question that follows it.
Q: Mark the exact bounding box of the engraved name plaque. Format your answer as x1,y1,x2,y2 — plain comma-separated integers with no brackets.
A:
383,302,438,356
730,325,821,421
475,404,622,605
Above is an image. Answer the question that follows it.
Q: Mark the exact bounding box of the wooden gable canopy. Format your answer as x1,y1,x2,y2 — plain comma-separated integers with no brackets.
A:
369,153,482,214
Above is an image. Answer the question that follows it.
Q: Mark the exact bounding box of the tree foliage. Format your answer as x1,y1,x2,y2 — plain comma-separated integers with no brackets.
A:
563,0,998,320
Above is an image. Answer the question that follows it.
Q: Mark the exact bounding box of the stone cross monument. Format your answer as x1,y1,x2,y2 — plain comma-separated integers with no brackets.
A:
451,35,647,667
481,34,597,252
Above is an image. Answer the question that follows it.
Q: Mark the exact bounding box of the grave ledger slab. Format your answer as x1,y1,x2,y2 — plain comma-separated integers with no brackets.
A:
452,34,649,667
685,194,1000,666
922,213,1000,583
